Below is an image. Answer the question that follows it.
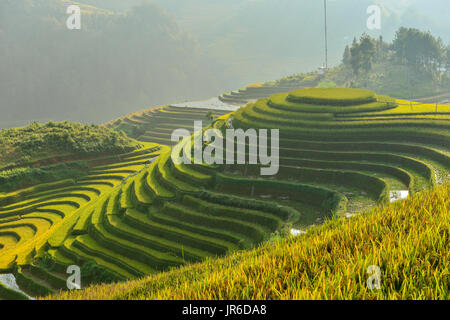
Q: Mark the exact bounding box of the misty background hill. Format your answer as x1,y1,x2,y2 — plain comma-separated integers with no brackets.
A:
1,0,450,128
0,0,230,128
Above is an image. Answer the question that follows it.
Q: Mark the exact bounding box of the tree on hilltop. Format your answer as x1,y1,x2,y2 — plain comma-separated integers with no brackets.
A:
359,34,376,72
392,27,444,73
342,45,351,66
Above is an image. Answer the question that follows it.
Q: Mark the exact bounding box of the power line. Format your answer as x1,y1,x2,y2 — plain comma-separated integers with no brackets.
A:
324,0,328,69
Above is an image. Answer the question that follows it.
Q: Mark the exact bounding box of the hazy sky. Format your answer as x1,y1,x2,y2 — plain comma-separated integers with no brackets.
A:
16,0,449,81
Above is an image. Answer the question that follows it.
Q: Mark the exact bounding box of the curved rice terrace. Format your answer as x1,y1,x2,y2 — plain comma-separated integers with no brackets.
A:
0,88,449,299
220,88,449,219
219,83,310,105
0,142,163,296
107,106,231,146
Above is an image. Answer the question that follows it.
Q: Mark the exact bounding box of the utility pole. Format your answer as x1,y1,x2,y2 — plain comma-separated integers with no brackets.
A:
324,0,328,70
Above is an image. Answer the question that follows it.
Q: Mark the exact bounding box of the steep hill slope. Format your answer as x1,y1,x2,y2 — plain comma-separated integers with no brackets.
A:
0,121,140,170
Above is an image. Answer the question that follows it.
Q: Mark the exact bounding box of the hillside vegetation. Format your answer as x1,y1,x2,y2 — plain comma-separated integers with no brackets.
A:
46,183,449,300
1,88,449,299
0,121,140,170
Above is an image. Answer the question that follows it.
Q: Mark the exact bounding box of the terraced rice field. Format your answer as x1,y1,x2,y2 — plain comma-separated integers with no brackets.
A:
0,139,294,297
47,183,450,300
1,88,449,299
226,88,449,223
219,84,308,105
108,106,231,146
0,143,162,296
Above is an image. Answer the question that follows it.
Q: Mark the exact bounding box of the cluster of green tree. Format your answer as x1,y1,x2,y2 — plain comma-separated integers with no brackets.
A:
263,27,450,99
0,121,140,168
392,27,450,75
343,35,378,75
0,162,88,193
344,28,450,78
335,28,450,98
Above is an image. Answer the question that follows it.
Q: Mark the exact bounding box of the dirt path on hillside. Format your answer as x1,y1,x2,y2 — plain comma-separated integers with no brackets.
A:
411,92,450,103
171,97,240,112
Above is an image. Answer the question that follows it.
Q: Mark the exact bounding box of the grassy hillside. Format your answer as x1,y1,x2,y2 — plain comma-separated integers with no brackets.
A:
0,121,140,170
1,88,449,299
46,183,449,300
